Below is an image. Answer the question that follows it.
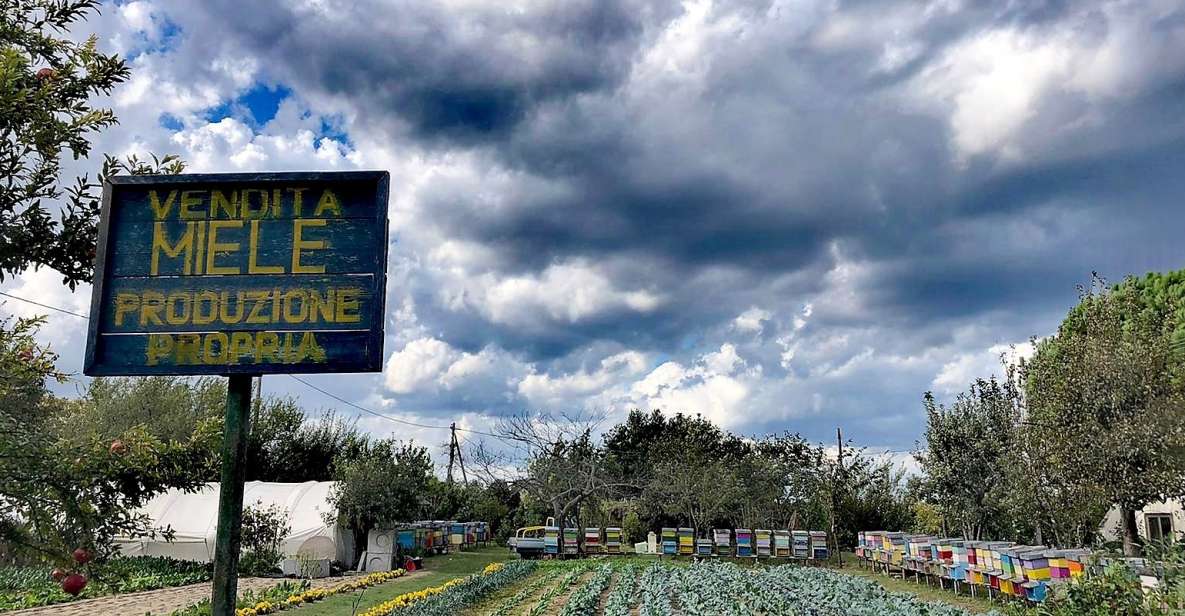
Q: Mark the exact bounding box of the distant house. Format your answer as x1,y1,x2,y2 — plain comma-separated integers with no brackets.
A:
1100,499,1184,543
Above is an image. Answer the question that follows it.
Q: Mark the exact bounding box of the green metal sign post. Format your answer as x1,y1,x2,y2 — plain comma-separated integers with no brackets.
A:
212,374,254,615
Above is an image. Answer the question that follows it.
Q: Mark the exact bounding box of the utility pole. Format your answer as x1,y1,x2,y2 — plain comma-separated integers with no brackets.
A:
832,427,844,568
447,423,456,484
446,423,467,485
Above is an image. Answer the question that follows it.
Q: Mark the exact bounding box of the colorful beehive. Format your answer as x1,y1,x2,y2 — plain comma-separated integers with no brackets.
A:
810,531,828,560
713,528,732,556
1019,548,1052,601
904,536,932,573
397,528,415,551
477,521,489,544
1065,550,1089,579
755,529,772,557
884,532,906,566
544,526,560,556
947,540,968,581
696,537,714,556
584,528,602,554
773,530,791,557
661,527,678,555
562,528,580,556
999,545,1033,596
736,528,754,557
604,527,623,554
678,527,695,555
792,531,810,559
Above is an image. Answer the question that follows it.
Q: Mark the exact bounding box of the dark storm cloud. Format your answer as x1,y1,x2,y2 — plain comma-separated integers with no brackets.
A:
136,0,1185,446
168,0,661,142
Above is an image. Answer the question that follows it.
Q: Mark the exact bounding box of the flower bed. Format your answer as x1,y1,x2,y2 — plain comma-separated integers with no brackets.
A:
360,561,536,616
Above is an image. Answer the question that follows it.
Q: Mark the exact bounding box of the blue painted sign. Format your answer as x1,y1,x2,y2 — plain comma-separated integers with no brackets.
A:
84,171,389,375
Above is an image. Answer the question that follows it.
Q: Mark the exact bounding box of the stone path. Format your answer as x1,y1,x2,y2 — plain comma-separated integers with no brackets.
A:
9,576,344,616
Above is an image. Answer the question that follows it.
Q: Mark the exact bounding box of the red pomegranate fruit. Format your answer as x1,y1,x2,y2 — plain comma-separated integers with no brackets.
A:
71,548,92,565
36,67,55,81
50,568,67,582
109,439,128,455
61,573,86,596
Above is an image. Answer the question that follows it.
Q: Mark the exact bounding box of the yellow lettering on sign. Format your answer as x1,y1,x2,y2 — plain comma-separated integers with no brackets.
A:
205,220,243,275
176,333,201,365
336,288,362,323
247,220,284,274
146,334,172,365
151,222,194,275
149,190,178,220
202,332,228,364
314,189,342,217
193,291,218,325
241,189,268,219
140,291,165,326
179,191,207,219
114,293,139,326
212,190,239,219
165,292,191,325
291,219,327,273
255,331,280,363
219,291,244,324
229,332,254,364
289,187,309,216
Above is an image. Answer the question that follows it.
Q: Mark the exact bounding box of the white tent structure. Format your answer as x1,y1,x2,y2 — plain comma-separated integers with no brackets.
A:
114,481,354,565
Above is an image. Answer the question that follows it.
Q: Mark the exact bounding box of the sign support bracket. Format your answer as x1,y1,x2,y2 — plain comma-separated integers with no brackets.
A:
212,373,256,615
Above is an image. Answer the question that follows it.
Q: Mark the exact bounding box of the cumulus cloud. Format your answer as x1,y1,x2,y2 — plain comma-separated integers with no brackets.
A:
10,0,1185,451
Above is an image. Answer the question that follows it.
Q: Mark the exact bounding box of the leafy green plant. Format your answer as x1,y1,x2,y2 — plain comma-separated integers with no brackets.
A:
238,501,291,577
0,556,212,611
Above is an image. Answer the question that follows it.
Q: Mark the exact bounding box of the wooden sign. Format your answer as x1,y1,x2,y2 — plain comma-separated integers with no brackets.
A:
83,171,389,376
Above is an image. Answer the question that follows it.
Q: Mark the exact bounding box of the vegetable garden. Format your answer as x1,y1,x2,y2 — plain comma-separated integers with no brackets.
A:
342,559,999,616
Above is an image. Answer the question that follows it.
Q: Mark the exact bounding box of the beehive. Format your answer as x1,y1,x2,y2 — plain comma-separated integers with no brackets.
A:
774,530,791,557
696,537,714,556
735,528,754,557
713,528,732,556
792,531,810,559
562,528,580,555
678,527,695,556
661,527,678,555
544,526,560,555
584,527,602,554
604,527,623,554
810,531,828,560
755,529,772,557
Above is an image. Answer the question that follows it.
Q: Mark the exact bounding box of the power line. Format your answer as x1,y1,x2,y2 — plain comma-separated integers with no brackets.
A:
0,291,88,319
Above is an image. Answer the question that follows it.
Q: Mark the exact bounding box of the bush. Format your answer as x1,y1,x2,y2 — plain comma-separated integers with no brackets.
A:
238,501,291,577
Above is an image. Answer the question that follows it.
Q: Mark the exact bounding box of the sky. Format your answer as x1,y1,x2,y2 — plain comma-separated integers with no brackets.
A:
3,0,1185,465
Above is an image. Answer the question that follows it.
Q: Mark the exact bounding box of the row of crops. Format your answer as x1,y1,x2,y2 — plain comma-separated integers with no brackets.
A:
364,558,999,615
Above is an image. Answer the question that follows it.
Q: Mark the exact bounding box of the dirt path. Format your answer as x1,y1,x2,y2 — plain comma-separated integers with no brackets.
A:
543,570,594,616
8,577,343,616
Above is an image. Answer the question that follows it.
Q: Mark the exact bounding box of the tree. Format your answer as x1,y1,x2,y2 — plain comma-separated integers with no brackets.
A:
1,0,184,286
326,441,432,559
917,377,1020,540
0,317,218,564
1025,275,1185,555
497,412,633,526
75,376,225,443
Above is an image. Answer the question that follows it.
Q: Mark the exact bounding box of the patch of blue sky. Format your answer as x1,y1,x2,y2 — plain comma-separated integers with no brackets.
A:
158,112,183,132
203,82,291,128
123,15,182,62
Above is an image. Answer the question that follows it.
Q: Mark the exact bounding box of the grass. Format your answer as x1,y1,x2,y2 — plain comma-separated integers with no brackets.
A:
829,552,1000,614
289,546,512,616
